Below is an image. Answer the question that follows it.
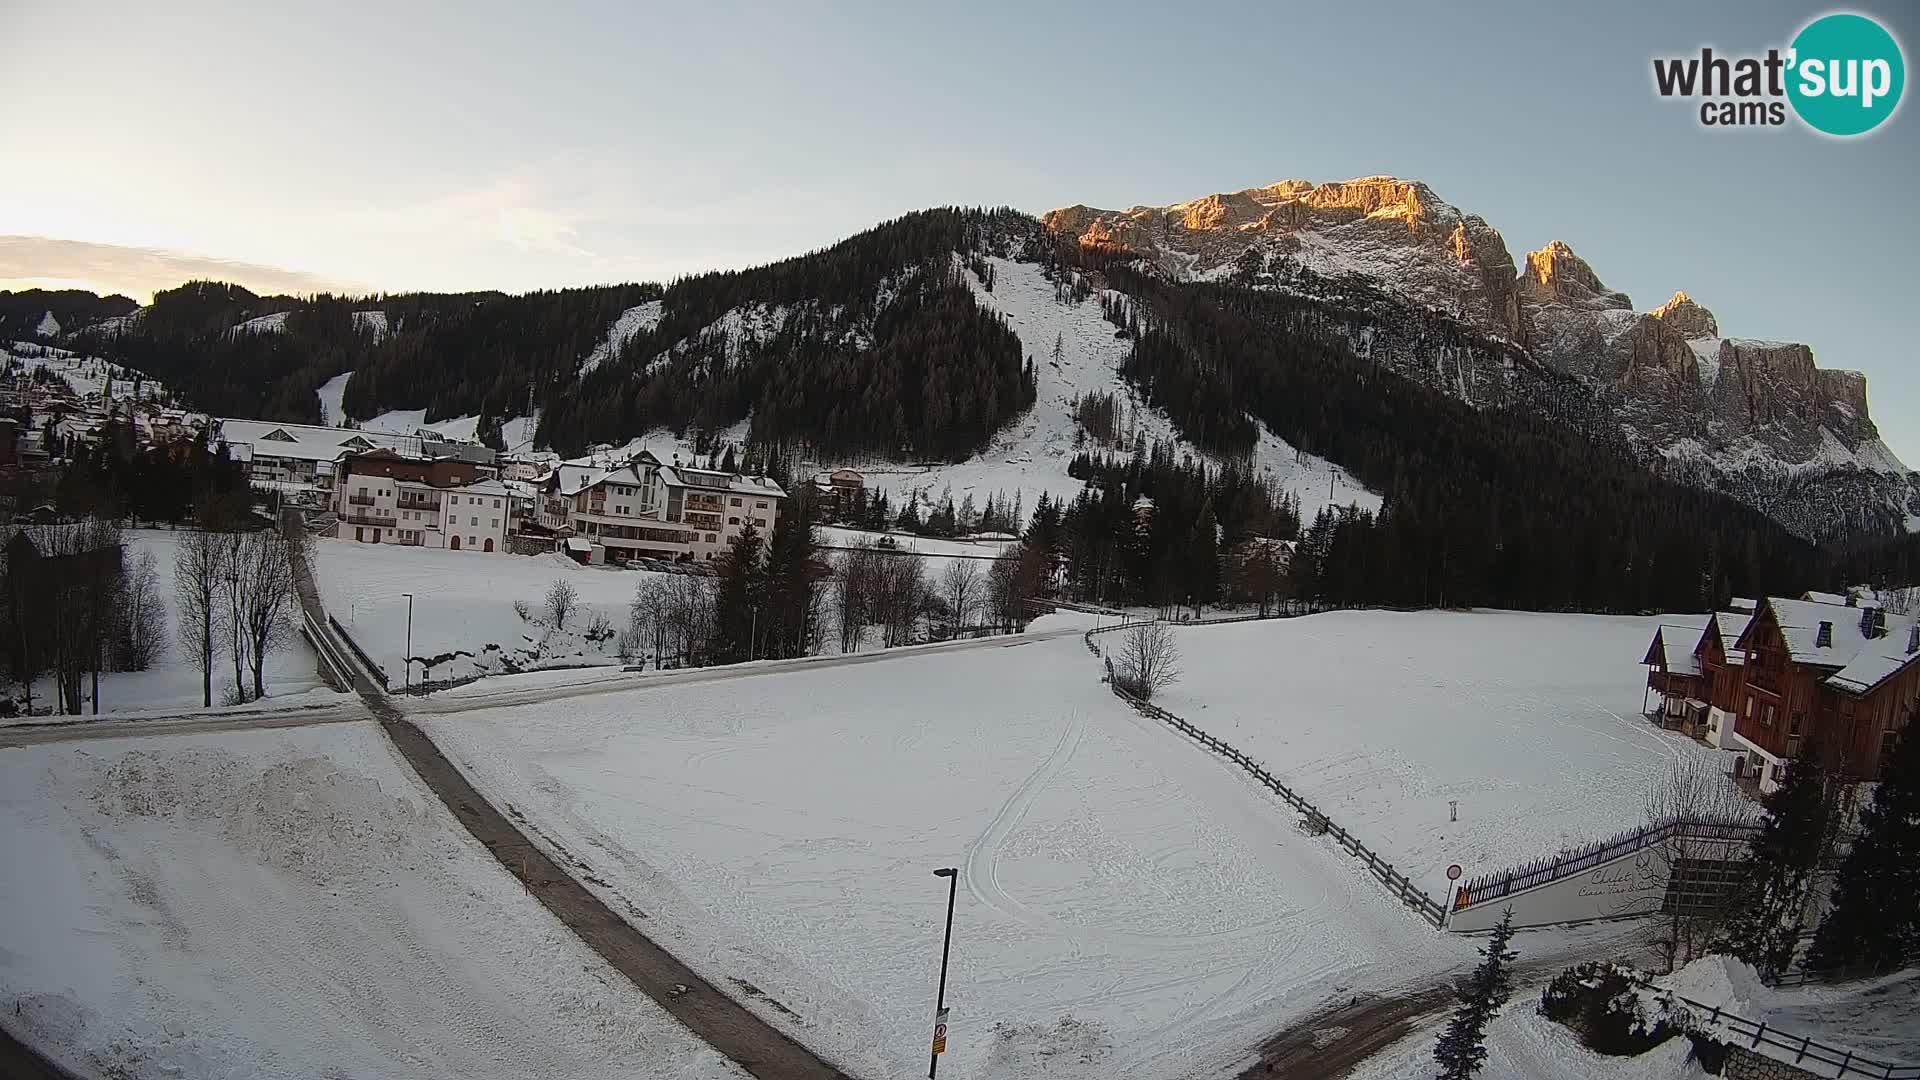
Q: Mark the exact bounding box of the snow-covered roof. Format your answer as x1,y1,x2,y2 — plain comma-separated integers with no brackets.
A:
217,418,416,463
565,537,592,552
1709,610,1751,666
1728,597,1757,612
1825,630,1920,696
1802,590,1850,607
657,465,786,499
450,478,511,498
1753,597,1916,675
1656,624,1702,676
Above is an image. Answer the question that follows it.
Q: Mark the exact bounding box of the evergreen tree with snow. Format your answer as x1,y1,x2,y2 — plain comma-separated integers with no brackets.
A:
1720,740,1834,979
1806,720,1920,974
762,489,819,660
712,524,766,664
1433,909,1517,1080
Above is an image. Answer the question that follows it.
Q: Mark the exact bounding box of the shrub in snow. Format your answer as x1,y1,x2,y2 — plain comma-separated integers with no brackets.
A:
545,579,578,629
1538,961,1700,1058
512,599,530,622
585,610,613,643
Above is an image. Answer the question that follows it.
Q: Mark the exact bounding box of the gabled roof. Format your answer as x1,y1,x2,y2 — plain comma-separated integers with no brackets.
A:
1651,624,1703,676
657,465,786,499
1802,590,1850,606
1705,610,1751,666
1742,598,1919,691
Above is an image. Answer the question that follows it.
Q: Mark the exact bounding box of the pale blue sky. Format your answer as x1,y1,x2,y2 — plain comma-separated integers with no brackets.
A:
3,0,1916,462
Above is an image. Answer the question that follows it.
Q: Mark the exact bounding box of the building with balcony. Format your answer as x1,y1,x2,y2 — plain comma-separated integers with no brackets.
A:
1644,591,1919,792
332,448,509,552
535,449,785,565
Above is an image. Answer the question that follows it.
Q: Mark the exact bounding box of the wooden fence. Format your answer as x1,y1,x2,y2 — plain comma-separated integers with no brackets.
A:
1672,992,1919,1079
1085,622,1448,927
1456,815,1761,911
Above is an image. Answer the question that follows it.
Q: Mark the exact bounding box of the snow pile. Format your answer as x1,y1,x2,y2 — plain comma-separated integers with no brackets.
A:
1347,1000,1702,1080
426,635,1461,1079
0,724,745,1079
579,300,663,377
1657,956,1920,1067
1157,611,1732,896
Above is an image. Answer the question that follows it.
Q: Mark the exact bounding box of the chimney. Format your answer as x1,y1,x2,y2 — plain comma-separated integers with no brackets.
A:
1845,593,1858,607
1861,606,1886,640
1815,621,1832,648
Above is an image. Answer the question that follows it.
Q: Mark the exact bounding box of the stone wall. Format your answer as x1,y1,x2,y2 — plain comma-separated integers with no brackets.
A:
1724,1045,1823,1080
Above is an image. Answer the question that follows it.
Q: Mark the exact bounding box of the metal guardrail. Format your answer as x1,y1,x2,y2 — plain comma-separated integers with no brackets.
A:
1086,622,1448,928
300,608,357,692
327,614,389,691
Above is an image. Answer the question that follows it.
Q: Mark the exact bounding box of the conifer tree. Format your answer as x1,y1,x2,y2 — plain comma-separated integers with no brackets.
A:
1807,720,1920,973
1434,909,1517,1080
1721,741,1834,978
712,524,766,664
763,490,819,660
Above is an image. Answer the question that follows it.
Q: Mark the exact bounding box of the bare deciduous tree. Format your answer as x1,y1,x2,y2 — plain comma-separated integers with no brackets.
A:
1642,757,1751,973
235,530,296,702
115,549,168,671
546,578,579,629
941,559,980,633
174,528,228,708
1116,621,1181,700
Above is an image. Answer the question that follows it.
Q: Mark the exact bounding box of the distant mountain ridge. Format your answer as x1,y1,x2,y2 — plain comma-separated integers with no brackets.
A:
1046,177,1916,541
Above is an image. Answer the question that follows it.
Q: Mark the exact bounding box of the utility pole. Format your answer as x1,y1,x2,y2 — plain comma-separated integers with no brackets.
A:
401,591,414,688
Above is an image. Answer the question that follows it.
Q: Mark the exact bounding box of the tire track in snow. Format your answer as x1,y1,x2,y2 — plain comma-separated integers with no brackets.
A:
961,712,1086,936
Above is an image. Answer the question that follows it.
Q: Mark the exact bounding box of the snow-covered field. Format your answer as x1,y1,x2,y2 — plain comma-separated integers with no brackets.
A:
23,530,330,716
0,722,742,1080
425,634,1466,1080
313,539,670,684
1154,611,1733,897
1348,995,1702,1080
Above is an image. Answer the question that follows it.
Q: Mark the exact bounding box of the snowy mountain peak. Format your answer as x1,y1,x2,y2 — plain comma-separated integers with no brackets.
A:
1519,240,1630,311
1044,176,1524,340
1650,291,1719,339
1050,177,1917,540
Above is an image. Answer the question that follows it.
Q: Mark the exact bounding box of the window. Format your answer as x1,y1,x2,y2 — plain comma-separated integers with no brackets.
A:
730,497,742,506
1788,712,1803,736
470,516,479,526
493,499,501,508
490,519,499,528
468,536,477,547
705,533,717,543
756,500,767,509
754,518,767,528
728,516,739,525
1763,704,1776,728
1744,698,1754,718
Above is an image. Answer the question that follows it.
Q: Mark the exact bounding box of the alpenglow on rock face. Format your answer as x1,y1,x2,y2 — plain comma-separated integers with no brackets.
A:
1048,177,1916,541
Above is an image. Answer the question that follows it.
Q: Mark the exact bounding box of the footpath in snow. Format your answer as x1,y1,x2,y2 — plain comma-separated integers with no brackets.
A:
424,633,1466,1080
0,722,743,1080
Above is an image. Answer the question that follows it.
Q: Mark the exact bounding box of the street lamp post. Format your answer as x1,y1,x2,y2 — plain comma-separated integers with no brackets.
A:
401,591,414,689
929,867,958,1079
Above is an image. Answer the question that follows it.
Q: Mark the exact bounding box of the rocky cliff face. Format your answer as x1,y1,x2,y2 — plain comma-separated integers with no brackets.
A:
1049,178,1917,541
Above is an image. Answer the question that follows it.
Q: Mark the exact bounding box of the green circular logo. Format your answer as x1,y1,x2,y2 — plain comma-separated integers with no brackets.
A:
1788,13,1905,136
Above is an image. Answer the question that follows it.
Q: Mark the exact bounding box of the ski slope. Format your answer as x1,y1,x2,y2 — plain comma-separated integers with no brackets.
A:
425,633,1466,1080
1156,611,1736,897
823,256,1378,520
0,722,743,1080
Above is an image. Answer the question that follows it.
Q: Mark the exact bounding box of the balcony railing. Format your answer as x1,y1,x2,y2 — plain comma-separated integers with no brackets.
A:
341,511,396,526
347,493,377,506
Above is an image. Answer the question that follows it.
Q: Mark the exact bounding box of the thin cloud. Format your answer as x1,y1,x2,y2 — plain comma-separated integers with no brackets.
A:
0,236,361,302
